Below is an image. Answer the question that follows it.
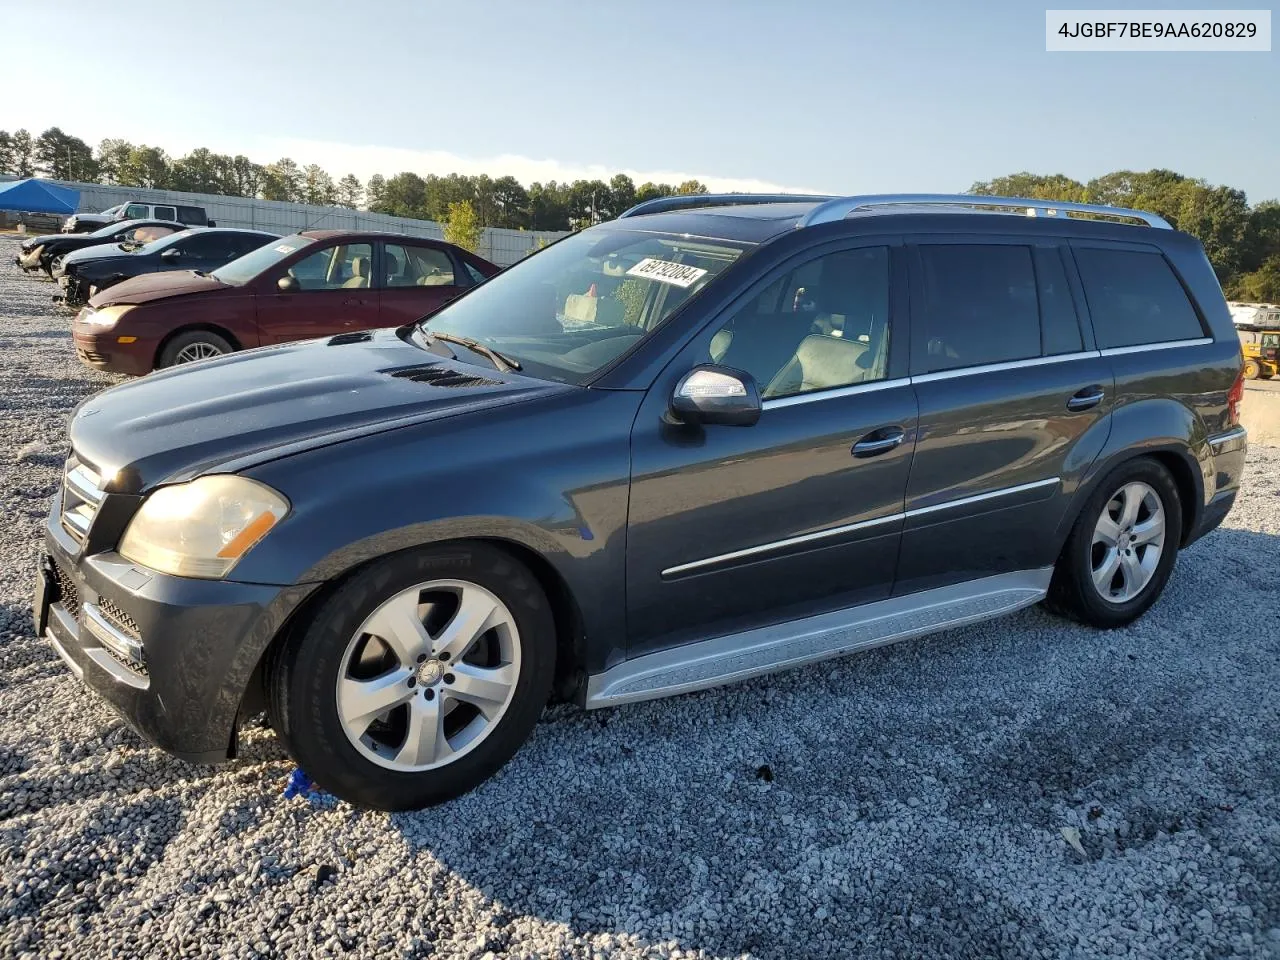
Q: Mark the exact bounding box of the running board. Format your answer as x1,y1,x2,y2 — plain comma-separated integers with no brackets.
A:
584,568,1053,709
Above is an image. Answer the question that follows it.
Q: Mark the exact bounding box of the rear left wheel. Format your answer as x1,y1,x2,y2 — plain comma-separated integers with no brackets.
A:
267,543,556,810
1045,458,1182,628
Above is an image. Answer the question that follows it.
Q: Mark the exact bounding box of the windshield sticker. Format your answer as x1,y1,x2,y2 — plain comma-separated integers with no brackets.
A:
625,258,708,288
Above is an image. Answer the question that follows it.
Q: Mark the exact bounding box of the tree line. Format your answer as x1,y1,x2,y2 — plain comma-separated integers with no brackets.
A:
0,126,707,233
2,127,1275,298
972,171,1280,301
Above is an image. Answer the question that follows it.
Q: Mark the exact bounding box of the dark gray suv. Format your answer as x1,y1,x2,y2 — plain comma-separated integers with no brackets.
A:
36,193,1249,810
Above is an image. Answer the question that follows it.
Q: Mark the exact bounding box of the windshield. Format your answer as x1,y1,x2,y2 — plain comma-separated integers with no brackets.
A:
419,227,748,383
1263,333,1280,348
100,204,125,217
212,234,314,286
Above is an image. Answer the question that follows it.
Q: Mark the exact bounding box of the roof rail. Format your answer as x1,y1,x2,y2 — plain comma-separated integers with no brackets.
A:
796,194,1173,229
618,193,836,219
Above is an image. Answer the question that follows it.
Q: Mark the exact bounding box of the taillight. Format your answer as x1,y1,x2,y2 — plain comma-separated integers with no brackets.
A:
1227,366,1244,425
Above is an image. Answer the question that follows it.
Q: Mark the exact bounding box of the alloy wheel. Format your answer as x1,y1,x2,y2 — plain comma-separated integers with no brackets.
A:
335,579,522,772
173,342,224,364
1090,481,1166,604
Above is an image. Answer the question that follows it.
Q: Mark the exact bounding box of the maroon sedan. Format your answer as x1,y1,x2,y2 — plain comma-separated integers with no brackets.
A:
71,230,499,375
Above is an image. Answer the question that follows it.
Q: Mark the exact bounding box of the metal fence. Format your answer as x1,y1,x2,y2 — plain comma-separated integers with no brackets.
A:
7,177,568,266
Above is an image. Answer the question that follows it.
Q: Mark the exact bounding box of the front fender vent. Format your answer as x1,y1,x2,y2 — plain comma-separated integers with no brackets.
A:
388,364,501,389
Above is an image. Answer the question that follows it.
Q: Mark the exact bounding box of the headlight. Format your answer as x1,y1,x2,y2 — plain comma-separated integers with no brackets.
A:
78,304,134,328
118,476,290,579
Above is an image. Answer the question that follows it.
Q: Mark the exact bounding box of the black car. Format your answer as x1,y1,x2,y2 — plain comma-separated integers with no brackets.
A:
16,219,186,276
54,228,278,306
36,193,1248,810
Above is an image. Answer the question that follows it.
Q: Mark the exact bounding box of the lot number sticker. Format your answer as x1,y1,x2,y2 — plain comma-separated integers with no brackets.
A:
625,258,708,288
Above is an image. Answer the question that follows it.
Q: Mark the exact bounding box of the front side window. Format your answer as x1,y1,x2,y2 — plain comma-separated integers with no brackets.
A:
420,227,747,384
464,261,489,285
285,243,374,290
705,246,891,399
173,232,238,259
917,244,1040,372
1074,248,1205,349
386,243,455,288
1262,333,1280,349
125,203,148,219
211,235,314,286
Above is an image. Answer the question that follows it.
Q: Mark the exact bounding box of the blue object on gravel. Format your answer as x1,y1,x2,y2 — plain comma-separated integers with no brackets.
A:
283,769,314,799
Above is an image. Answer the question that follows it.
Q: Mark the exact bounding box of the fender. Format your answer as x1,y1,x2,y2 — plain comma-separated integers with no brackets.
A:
234,387,642,675
1052,397,1206,552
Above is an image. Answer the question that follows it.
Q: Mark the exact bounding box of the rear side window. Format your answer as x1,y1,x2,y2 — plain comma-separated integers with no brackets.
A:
176,206,206,225
1034,247,1083,355
154,206,177,221
1074,248,1204,348
917,245,1040,372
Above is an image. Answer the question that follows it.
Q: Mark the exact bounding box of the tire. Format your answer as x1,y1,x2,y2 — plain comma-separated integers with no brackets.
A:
157,329,234,368
266,542,556,810
1044,457,1183,629
1243,358,1260,380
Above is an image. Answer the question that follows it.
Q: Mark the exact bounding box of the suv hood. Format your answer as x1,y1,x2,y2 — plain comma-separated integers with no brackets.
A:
69,328,572,492
88,270,228,306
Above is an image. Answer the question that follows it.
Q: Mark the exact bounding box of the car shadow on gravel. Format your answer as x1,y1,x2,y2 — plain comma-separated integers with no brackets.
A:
378,524,1280,958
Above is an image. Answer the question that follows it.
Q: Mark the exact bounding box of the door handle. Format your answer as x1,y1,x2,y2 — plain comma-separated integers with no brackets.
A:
1067,385,1105,411
852,426,906,458
343,298,365,307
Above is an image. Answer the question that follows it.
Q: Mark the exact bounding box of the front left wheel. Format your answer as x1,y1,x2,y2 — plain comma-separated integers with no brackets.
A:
267,543,556,810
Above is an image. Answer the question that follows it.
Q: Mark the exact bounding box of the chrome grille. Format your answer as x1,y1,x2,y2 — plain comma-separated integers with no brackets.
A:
60,456,104,544
97,597,140,640
52,559,80,616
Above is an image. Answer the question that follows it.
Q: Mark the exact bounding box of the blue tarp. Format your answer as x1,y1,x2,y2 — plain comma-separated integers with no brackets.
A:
0,179,80,215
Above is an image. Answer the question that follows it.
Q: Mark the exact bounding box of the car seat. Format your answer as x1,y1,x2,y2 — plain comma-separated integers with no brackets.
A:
342,256,370,289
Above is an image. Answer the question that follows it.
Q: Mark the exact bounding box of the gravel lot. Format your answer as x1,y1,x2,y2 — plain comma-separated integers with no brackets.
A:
0,233,1278,959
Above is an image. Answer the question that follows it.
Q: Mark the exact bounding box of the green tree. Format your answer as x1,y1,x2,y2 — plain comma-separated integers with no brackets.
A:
970,172,1088,202
301,164,336,205
365,174,386,210
262,158,302,201
229,155,265,198
442,199,483,253
491,175,529,228
96,138,134,184
1233,255,1280,302
375,172,427,217
34,127,96,181
609,174,636,215
0,131,12,175
1242,200,1280,274
118,145,171,188
9,129,35,177
336,174,364,209
675,179,708,196
171,147,233,194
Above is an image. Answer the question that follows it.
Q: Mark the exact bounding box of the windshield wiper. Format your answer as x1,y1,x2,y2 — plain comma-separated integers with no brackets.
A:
423,331,521,372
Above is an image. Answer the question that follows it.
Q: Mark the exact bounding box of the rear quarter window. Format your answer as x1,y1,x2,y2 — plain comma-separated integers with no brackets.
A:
1073,248,1205,349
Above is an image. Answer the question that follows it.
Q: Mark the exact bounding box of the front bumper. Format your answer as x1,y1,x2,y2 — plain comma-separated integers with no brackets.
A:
71,326,152,376
39,499,318,763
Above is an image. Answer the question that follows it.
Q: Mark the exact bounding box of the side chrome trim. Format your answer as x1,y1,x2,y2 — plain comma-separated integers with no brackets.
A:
904,476,1060,519
762,376,910,410
662,512,902,578
585,568,1053,708
1208,425,1248,451
910,351,1100,384
662,477,1061,577
1098,337,1213,357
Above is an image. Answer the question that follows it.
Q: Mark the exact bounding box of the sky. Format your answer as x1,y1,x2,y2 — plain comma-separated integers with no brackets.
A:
1,0,1276,201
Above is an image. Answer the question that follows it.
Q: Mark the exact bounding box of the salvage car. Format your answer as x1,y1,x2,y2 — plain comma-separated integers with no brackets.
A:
71,230,498,373
37,193,1247,810
54,227,278,306
16,219,184,276
63,201,215,233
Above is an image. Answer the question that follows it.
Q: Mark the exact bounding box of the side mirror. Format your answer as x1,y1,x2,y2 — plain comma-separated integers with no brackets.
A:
277,275,299,293
160,248,181,261
671,365,762,427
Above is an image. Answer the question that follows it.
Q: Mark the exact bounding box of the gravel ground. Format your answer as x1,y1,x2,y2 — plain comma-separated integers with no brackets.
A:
0,232,1278,960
